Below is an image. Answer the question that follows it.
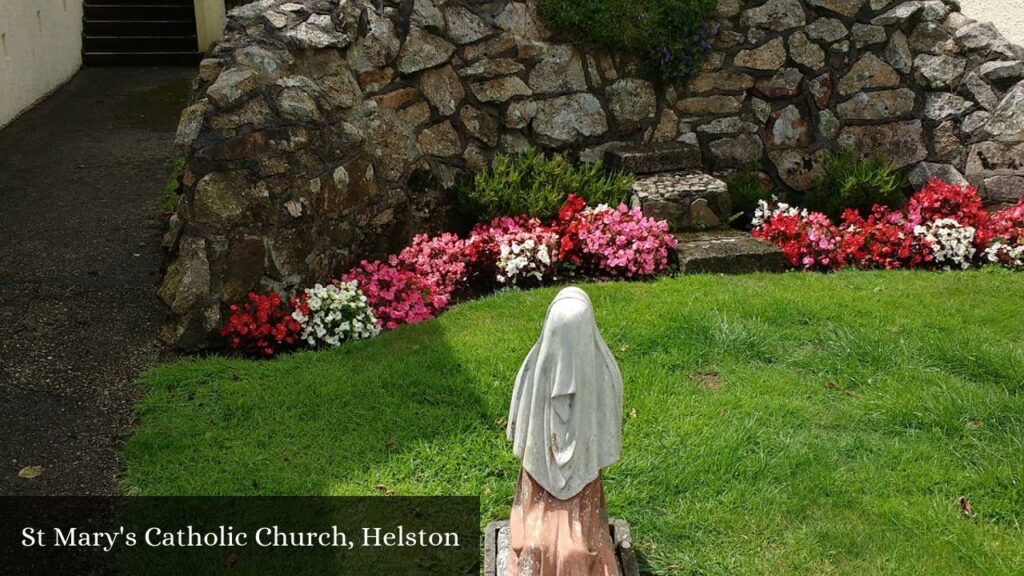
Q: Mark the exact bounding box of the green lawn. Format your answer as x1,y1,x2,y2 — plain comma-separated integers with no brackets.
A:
124,271,1024,575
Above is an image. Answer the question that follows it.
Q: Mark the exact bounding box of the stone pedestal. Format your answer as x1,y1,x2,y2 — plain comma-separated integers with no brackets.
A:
630,171,731,230
484,519,639,576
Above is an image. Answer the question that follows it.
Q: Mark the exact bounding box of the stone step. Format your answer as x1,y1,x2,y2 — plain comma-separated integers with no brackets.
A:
84,4,195,20
673,230,786,275
85,34,198,52
631,171,731,230
83,51,202,66
603,142,702,175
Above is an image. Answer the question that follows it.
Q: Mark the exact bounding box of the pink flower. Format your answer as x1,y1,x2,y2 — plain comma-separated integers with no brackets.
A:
469,215,560,287
342,260,443,330
554,200,677,278
393,233,473,303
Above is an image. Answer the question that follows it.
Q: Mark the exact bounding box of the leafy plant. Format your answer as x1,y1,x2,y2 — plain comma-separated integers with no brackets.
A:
727,165,774,230
160,157,185,212
804,150,907,222
537,0,718,82
457,148,633,222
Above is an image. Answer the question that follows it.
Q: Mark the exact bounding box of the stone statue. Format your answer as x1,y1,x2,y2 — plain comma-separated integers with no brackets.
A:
505,287,623,576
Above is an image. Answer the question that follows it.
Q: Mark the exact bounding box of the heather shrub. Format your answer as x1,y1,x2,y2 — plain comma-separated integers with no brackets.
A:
458,148,633,222
537,0,718,82
804,150,906,222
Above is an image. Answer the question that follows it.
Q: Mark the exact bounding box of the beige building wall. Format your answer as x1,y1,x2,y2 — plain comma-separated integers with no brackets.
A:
195,0,227,52
959,0,1024,46
0,0,84,128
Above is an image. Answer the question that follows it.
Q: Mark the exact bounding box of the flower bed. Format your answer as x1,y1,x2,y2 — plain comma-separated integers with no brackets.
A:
753,180,1024,273
223,196,678,357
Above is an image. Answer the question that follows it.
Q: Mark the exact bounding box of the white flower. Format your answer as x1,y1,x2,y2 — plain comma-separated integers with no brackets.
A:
495,234,557,287
913,218,977,270
751,196,806,228
292,281,380,348
984,241,1024,269
537,245,551,265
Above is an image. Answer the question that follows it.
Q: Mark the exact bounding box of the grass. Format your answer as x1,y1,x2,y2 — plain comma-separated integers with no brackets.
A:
124,271,1024,575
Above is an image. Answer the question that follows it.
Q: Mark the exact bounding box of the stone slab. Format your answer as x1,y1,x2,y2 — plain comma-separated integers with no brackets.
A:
484,519,639,576
674,230,787,274
603,142,703,175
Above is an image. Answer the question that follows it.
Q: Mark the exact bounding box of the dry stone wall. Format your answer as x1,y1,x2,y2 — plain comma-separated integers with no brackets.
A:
163,0,1024,349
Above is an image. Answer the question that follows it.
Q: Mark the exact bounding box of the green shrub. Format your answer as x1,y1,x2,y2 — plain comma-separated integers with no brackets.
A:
727,165,774,230
458,149,634,222
537,0,719,82
160,157,185,212
804,150,907,222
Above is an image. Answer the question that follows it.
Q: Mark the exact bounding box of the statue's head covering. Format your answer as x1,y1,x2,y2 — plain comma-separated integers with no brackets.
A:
507,287,623,500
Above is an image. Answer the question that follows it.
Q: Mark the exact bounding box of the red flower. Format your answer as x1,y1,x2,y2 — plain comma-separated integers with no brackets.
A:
838,205,934,269
752,208,841,271
906,179,990,247
468,214,558,284
987,201,1024,244
220,292,302,358
554,194,588,266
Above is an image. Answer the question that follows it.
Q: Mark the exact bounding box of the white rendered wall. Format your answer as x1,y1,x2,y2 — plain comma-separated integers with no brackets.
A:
959,0,1024,46
0,0,84,128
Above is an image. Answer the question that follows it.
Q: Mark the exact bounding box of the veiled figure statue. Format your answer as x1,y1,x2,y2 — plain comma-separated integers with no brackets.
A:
505,287,624,576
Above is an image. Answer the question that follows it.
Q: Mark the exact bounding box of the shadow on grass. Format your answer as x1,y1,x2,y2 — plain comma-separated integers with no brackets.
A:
124,320,497,496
